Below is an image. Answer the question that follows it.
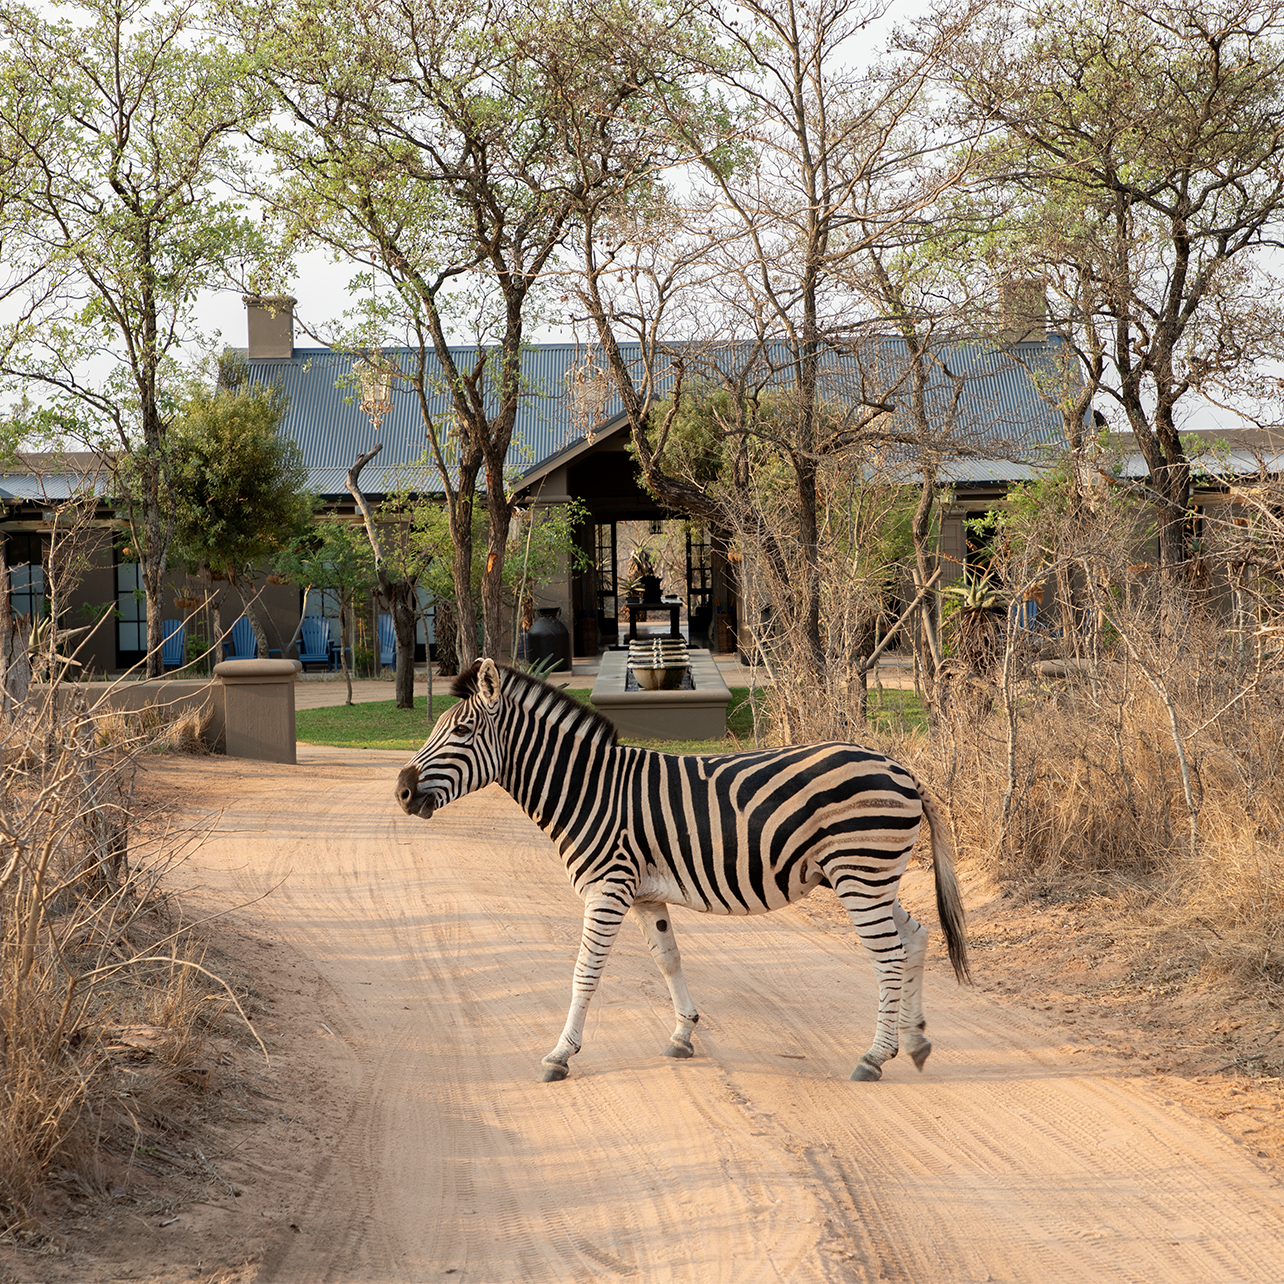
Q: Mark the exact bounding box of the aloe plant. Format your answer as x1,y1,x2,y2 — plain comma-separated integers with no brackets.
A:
942,573,1004,669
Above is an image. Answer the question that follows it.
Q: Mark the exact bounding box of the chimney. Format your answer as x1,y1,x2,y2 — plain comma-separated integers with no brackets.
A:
243,295,296,358
1000,278,1046,346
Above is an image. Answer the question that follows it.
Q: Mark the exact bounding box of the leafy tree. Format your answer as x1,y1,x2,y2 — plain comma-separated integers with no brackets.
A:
573,0,990,733
273,516,375,704
234,0,703,663
169,356,313,657
0,0,270,675
934,0,1284,585
345,447,432,708
401,488,589,661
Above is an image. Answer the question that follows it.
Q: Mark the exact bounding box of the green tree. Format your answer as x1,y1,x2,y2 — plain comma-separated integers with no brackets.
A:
0,0,270,675
345,448,434,708
273,516,375,705
934,0,1284,584
169,357,313,657
234,0,702,664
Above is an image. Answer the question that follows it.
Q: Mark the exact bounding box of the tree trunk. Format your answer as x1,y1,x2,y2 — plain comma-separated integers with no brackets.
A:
435,600,459,677
142,541,167,679
340,591,354,706
910,465,941,713
481,490,514,661
450,498,479,669
388,582,418,710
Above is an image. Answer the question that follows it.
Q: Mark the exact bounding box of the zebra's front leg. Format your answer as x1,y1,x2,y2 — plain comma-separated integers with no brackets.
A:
894,901,932,1071
632,902,699,1059
541,891,630,1083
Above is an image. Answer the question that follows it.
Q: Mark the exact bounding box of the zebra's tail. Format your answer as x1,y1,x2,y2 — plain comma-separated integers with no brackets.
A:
920,787,971,984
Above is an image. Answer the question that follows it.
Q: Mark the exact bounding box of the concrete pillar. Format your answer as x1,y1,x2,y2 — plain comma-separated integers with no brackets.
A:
214,659,302,764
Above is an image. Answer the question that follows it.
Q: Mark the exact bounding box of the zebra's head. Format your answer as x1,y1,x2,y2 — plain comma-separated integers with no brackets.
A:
396,658,506,819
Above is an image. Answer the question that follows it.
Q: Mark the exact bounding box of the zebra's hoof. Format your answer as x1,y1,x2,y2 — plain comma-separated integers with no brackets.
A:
908,1038,932,1071
662,1039,694,1059
540,1062,570,1082
849,1057,882,1082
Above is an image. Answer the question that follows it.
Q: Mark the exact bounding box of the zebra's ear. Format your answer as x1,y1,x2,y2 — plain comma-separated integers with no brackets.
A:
477,658,503,706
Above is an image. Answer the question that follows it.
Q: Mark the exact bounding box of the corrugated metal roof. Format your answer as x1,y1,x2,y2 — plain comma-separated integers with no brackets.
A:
243,336,1080,495
241,344,644,495
1114,447,1284,481
0,472,113,503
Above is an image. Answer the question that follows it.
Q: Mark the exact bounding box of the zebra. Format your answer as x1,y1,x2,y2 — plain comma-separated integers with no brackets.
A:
396,658,970,1083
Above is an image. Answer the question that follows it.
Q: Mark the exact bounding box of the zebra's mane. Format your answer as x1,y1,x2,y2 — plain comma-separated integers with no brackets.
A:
452,661,620,747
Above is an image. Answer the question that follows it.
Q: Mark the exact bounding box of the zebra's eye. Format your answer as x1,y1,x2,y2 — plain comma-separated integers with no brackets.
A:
452,722,474,743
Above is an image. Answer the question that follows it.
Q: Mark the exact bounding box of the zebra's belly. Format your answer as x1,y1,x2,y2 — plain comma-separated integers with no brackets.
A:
633,860,826,916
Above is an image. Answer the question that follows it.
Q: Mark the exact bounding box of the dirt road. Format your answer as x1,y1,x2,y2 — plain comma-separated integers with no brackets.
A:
162,746,1283,1283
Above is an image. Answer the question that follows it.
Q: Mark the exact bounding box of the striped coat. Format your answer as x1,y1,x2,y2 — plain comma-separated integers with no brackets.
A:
397,659,969,1082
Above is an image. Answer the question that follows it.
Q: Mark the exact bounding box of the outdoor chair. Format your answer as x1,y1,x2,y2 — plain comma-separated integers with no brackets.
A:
1009,598,1038,631
226,614,258,660
377,614,396,670
297,617,333,671
161,620,185,670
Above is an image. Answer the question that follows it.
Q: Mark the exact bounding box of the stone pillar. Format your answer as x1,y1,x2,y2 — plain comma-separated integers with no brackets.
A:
214,659,302,764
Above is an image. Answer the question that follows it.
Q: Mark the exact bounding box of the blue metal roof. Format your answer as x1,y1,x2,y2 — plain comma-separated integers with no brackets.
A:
0,456,114,503
241,343,646,496
242,336,1081,496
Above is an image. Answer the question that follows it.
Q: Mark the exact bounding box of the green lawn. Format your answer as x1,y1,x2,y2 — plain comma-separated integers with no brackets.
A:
294,683,924,753
295,685,764,754
866,685,928,733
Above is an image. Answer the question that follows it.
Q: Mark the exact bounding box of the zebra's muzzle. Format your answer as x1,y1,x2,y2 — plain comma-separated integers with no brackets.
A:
396,764,436,819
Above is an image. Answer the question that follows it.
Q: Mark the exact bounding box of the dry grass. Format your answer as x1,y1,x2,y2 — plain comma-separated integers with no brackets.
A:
0,684,247,1242
873,605,1283,1073
737,473,1284,1078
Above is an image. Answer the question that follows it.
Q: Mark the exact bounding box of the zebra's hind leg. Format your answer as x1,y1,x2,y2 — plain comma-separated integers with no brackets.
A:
632,902,699,1059
540,892,629,1082
894,901,932,1071
828,881,908,1082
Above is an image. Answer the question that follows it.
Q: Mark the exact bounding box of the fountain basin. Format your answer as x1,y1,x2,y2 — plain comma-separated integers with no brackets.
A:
632,666,687,691
591,649,732,741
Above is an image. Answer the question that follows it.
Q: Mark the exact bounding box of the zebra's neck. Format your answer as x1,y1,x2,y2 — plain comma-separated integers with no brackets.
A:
497,692,625,845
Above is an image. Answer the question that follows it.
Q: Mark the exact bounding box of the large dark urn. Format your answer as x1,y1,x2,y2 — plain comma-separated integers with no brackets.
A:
526,607,572,672
638,574,663,604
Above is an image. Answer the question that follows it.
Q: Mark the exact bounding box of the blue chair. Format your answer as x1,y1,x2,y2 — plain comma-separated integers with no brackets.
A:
1009,598,1037,631
225,614,258,659
377,614,396,669
297,617,332,671
161,620,185,670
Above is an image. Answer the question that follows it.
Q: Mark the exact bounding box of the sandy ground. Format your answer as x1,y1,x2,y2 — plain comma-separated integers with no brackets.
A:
7,741,1283,1284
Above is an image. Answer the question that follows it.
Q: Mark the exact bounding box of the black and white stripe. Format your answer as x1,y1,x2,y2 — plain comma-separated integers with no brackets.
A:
396,659,970,1082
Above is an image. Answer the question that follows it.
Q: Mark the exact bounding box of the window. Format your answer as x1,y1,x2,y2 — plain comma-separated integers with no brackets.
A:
595,523,617,622
116,559,146,658
6,533,46,626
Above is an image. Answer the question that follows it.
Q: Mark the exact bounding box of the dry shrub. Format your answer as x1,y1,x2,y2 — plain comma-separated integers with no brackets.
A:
92,697,216,755
739,465,1284,1028
942,522,1282,1005
0,686,247,1240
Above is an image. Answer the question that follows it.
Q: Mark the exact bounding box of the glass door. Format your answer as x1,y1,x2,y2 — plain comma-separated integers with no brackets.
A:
595,522,618,646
